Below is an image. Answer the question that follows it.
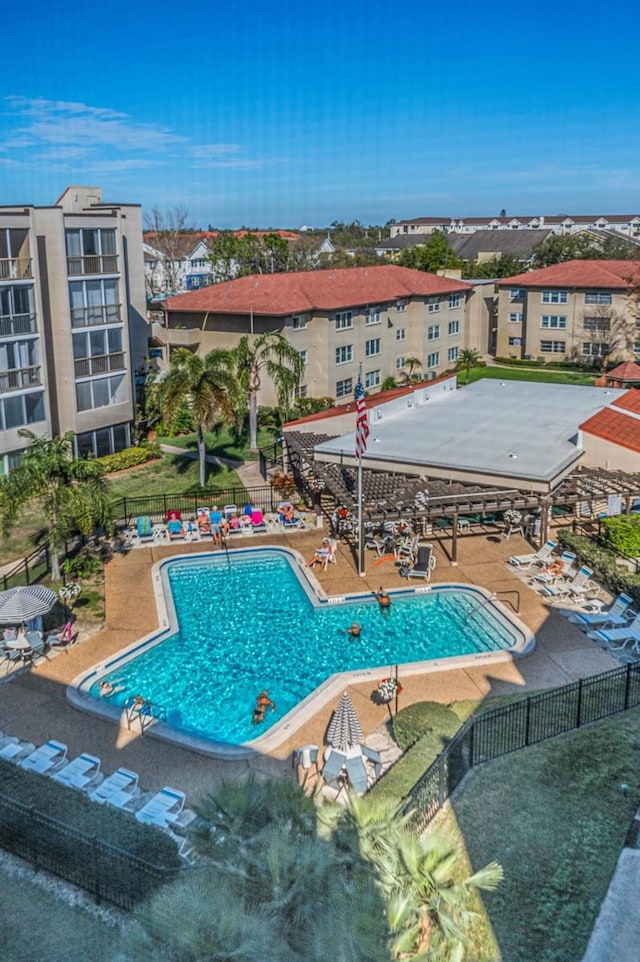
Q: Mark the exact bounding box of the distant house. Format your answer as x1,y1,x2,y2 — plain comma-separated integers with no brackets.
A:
494,259,640,363
389,214,640,239
375,229,553,264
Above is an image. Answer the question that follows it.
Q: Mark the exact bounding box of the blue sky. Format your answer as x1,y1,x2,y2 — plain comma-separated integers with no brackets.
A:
1,0,638,228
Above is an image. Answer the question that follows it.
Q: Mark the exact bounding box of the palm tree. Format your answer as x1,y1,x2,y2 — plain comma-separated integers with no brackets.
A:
158,348,237,487
400,356,423,383
231,333,304,451
0,430,112,581
456,348,482,385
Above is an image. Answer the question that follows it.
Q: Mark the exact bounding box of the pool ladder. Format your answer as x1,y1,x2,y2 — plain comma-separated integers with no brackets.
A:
124,696,168,735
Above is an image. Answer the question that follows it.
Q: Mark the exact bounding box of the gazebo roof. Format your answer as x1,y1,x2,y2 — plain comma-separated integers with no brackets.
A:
606,361,640,382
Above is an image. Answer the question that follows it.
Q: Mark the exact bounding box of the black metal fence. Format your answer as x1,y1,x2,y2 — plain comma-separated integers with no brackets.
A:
111,485,278,526
0,792,179,909
0,545,50,592
259,440,283,481
405,662,640,832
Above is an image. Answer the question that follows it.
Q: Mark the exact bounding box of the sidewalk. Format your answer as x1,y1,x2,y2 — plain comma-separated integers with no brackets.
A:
159,444,265,489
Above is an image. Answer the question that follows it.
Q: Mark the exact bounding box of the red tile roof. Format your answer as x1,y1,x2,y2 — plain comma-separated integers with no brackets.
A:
611,388,640,413
497,259,640,289
163,266,471,316
606,362,640,383
580,407,640,454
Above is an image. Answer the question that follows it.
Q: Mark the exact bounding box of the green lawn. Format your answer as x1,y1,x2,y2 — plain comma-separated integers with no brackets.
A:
157,425,279,462
108,452,245,500
463,365,596,387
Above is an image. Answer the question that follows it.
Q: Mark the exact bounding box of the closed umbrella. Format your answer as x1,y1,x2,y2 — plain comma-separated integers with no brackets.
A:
327,691,364,752
0,585,57,625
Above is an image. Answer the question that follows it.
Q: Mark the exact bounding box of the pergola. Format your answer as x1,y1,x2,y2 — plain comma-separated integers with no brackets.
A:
283,431,640,564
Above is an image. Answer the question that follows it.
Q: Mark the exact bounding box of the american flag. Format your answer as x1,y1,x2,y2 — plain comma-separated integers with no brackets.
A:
355,370,369,459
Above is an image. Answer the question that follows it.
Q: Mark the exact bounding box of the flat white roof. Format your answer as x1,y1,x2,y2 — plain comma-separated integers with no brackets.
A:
313,380,626,488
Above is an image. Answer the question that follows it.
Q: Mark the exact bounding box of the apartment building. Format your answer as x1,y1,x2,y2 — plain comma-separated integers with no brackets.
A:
156,265,473,403
494,260,640,363
0,186,147,471
390,214,640,238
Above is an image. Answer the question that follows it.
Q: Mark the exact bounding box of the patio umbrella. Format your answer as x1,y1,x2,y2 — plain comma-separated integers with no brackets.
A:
0,585,57,624
327,691,364,752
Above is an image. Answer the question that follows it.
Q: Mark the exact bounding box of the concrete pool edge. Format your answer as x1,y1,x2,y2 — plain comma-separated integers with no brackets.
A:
67,546,536,760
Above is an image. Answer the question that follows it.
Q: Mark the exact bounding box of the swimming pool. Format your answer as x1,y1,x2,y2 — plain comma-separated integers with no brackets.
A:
71,547,535,757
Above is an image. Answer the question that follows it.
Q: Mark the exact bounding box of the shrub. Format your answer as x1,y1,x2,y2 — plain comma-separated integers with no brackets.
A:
601,515,640,558
96,445,158,474
392,701,461,750
557,529,640,606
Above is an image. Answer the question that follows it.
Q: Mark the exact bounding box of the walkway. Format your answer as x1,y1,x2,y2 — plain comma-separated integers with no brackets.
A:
159,443,265,489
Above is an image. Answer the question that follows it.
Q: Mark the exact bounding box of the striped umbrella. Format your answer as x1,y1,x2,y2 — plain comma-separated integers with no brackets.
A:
0,585,58,624
327,691,364,752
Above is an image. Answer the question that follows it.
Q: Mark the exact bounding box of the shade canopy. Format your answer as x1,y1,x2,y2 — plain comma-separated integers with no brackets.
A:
0,585,57,624
326,691,364,752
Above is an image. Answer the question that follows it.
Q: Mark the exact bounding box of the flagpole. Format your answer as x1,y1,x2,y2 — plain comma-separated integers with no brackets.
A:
355,364,368,578
357,449,364,576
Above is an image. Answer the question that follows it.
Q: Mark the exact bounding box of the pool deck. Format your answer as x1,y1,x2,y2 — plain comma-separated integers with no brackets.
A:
0,526,620,801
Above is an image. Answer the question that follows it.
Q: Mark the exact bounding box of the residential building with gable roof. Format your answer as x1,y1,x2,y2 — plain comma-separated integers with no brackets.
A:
155,265,474,404
0,186,147,470
390,214,640,238
494,260,640,364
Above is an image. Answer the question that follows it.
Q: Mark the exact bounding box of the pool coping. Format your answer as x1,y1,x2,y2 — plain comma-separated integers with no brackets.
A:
67,545,536,760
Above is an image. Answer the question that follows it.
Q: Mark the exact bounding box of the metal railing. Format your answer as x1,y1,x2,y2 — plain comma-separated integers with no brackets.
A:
0,258,32,280
74,352,125,378
70,304,122,328
0,791,179,909
0,545,50,592
0,365,41,393
0,313,37,338
259,440,283,480
66,254,118,276
111,484,279,526
404,662,640,832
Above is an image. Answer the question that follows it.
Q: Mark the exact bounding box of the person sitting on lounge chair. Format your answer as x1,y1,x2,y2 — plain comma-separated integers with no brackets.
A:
308,540,330,568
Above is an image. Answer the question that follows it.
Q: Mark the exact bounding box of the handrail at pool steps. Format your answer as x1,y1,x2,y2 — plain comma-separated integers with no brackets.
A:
124,695,167,734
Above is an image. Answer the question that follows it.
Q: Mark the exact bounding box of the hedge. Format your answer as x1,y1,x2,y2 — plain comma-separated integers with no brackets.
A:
96,443,160,474
557,529,640,607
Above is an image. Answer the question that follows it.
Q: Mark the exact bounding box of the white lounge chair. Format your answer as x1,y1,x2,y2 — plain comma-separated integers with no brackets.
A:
587,613,640,652
51,752,102,790
135,787,186,828
568,593,635,629
508,540,557,570
20,740,68,775
0,738,35,762
89,767,139,804
539,565,598,600
530,551,577,586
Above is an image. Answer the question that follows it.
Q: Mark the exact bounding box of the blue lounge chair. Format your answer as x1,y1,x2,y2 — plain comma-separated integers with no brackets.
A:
136,516,154,542
345,753,368,794
567,593,634,629
322,749,346,789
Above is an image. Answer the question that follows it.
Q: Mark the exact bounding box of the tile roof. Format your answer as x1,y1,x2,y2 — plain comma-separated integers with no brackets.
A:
607,362,640,383
611,388,640,413
580,407,640,454
163,265,471,316
497,259,640,289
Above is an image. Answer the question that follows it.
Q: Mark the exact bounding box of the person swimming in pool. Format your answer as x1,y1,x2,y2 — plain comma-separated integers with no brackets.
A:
347,621,362,639
374,587,391,616
252,690,276,725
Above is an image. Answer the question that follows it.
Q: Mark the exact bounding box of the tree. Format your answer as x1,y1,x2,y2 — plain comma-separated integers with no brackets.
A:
531,233,597,268
456,348,482,384
399,356,423,382
143,206,193,297
0,431,112,581
463,253,524,279
231,333,304,450
578,306,632,371
157,348,237,486
398,232,463,274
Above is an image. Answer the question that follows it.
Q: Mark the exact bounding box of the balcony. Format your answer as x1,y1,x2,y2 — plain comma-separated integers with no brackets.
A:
0,313,37,338
74,352,125,379
0,366,41,393
67,254,118,276
70,304,122,328
0,258,33,281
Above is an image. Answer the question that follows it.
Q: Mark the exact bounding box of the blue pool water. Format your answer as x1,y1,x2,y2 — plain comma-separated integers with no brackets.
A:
91,550,520,745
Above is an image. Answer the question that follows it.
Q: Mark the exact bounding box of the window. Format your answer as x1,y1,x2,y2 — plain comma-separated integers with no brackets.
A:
0,391,45,431
0,285,35,335
396,328,406,341
508,337,523,347
334,311,353,330
75,423,130,458
364,307,381,325
335,345,353,365
395,356,405,370
508,312,523,323
427,298,440,313
509,289,525,301
65,228,117,274
448,293,462,309
291,315,308,330
75,373,126,411
540,340,566,353
634,341,640,355
298,350,308,365
396,300,407,312
336,377,353,399
427,324,440,340
365,338,381,357
295,385,308,398
583,316,611,332
365,369,381,388
541,291,568,304
582,343,607,357
541,315,567,329
585,292,612,305
448,320,460,335
69,278,120,327
427,352,440,368
448,346,459,362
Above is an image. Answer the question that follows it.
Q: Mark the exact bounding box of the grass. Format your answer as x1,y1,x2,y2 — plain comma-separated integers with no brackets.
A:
157,425,279,461
443,707,640,962
108,452,245,500
463,365,596,387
